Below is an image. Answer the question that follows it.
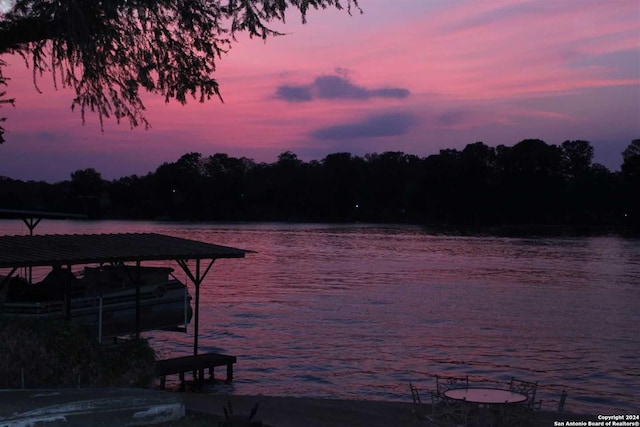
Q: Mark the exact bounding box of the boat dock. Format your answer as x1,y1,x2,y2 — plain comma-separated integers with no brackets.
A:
156,352,237,389
0,232,252,394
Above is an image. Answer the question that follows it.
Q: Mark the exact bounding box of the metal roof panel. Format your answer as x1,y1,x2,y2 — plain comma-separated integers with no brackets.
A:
0,233,250,268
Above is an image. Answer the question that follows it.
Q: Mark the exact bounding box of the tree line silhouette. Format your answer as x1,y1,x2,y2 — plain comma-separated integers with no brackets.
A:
1,139,639,230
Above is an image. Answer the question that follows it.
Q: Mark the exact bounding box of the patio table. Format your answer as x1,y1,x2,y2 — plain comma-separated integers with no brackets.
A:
443,387,529,426
444,387,527,405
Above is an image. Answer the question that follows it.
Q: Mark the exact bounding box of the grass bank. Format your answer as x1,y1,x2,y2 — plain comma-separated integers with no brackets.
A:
0,317,156,388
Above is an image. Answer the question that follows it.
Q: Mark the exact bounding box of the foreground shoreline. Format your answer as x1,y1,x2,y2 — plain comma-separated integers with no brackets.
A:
180,392,612,427
0,388,624,426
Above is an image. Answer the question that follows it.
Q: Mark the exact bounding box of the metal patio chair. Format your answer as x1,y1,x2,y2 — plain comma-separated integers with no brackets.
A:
410,383,428,421
433,376,471,426
557,389,568,414
500,378,539,426
537,388,567,414
436,375,470,395
410,383,443,425
508,377,538,410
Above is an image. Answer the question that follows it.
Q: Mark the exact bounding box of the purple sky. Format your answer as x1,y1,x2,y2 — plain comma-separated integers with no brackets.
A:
1,0,639,182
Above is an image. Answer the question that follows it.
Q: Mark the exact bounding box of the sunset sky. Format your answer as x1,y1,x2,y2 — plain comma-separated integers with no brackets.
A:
0,0,639,182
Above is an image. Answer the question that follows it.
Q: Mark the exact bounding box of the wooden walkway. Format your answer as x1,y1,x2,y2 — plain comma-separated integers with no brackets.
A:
155,352,237,389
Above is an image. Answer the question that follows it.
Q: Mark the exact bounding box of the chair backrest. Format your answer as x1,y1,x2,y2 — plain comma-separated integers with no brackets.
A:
409,383,422,405
557,389,567,414
436,375,469,394
442,395,469,425
410,383,432,421
509,377,538,408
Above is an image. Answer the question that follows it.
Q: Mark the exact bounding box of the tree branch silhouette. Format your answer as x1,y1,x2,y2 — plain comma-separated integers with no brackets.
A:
0,0,360,143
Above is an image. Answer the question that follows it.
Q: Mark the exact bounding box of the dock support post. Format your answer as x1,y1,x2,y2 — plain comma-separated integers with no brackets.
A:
194,259,200,357
227,363,233,383
135,260,141,339
98,296,103,343
175,258,216,357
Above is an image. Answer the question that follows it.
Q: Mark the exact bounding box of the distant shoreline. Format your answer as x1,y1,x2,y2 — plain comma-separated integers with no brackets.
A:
0,216,638,238
418,222,640,238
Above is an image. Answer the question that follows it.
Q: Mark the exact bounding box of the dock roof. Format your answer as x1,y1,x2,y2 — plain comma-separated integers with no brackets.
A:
0,233,250,268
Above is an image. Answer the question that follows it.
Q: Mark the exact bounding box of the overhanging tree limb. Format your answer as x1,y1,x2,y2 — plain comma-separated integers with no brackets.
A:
0,0,360,143
0,59,16,144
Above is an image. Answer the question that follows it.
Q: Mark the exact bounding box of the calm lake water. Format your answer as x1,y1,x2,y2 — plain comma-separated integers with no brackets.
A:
1,220,638,415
